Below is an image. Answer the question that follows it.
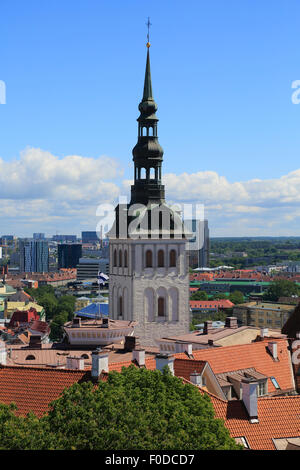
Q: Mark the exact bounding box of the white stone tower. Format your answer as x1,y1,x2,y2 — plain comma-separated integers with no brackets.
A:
108,41,190,346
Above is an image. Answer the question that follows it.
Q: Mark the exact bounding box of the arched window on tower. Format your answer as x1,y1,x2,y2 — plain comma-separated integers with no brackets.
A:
113,249,117,267
169,249,177,267
118,296,123,316
146,249,153,268
124,249,128,268
119,249,122,267
158,297,165,316
149,126,154,136
157,249,164,267
150,168,155,179
141,168,146,179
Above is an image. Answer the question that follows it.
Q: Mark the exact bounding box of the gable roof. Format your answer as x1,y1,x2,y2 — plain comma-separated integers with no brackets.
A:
0,365,91,417
174,339,294,394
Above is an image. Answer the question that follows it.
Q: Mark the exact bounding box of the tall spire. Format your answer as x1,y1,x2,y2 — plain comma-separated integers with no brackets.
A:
142,48,153,101
130,30,165,207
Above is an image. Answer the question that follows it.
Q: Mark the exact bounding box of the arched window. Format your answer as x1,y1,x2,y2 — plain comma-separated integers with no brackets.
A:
150,167,155,179
26,355,35,360
169,249,177,267
113,249,117,267
141,168,146,179
146,250,153,268
124,249,128,268
119,249,122,267
157,249,164,267
158,297,165,316
118,296,123,316
81,354,89,359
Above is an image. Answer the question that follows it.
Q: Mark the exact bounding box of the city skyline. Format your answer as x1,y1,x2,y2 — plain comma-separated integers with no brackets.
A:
1,1,300,237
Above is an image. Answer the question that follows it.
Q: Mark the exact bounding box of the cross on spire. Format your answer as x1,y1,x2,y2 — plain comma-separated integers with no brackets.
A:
146,17,152,47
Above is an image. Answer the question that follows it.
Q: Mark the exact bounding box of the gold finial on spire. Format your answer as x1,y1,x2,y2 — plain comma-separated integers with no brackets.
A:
146,17,152,48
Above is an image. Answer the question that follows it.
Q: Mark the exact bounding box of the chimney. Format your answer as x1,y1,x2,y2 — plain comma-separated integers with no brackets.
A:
241,378,259,423
102,318,109,328
260,327,268,338
29,335,42,349
124,336,139,352
189,371,202,387
267,341,278,360
132,348,145,367
208,339,214,346
225,317,238,329
91,349,109,378
72,317,81,328
0,341,7,365
174,342,193,355
155,353,175,375
203,321,213,335
66,356,85,370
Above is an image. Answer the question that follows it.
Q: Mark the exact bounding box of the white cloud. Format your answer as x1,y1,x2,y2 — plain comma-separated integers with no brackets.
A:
1,148,300,236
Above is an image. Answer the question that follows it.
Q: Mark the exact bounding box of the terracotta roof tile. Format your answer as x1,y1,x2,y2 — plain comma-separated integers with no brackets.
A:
174,339,294,393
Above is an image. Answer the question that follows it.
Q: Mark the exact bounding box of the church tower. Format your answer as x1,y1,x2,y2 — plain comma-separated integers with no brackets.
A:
108,39,190,346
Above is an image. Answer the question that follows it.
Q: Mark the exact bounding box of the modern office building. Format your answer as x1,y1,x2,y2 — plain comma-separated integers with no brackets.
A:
58,244,82,269
52,235,77,243
185,219,210,269
76,258,109,281
33,233,45,240
81,231,99,244
19,240,49,273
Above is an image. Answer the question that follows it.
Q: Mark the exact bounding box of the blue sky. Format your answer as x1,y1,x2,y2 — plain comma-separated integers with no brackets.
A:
1,0,300,237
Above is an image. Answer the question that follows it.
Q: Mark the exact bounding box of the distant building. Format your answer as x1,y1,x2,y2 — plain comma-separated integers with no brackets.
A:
76,258,109,281
58,244,82,269
81,231,99,244
185,219,210,269
233,301,295,329
19,240,49,273
33,233,45,240
52,235,77,243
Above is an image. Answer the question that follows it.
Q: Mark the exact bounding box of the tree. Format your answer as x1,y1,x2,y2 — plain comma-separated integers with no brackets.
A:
44,367,240,450
229,291,244,305
49,311,69,342
191,291,208,301
263,280,300,302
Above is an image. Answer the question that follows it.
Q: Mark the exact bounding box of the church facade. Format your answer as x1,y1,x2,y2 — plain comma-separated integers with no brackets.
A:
108,43,190,346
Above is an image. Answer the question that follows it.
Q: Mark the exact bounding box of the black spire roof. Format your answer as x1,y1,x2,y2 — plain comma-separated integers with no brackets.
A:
130,46,165,206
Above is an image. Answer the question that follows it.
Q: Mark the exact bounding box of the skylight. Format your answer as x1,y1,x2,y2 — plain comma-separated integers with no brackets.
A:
270,376,280,389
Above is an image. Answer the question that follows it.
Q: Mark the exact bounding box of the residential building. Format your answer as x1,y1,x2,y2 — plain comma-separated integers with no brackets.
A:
233,301,295,329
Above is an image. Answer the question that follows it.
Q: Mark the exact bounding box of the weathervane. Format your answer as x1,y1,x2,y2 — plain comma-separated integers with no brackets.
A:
146,17,152,48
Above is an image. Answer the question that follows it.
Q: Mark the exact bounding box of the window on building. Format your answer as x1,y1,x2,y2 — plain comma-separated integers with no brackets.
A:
158,297,165,316
124,250,128,268
257,380,267,396
158,250,164,267
169,249,177,267
113,249,117,267
119,249,122,267
119,296,123,316
26,355,35,360
146,250,153,268
270,376,281,390
81,354,89,359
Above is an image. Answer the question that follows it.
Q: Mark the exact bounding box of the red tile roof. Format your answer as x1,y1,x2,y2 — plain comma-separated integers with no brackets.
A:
208,391,300,450
174,339,294,394
0,366,91,417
